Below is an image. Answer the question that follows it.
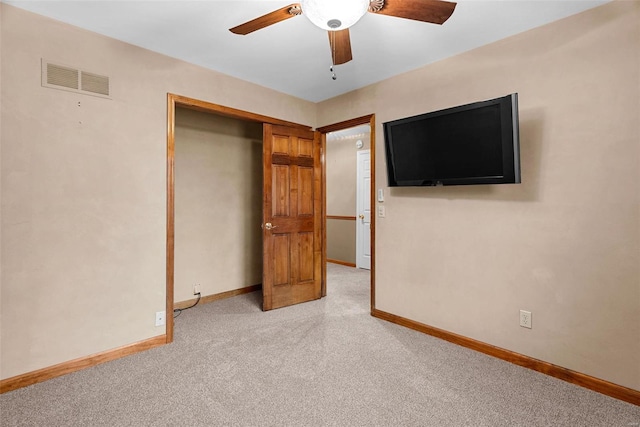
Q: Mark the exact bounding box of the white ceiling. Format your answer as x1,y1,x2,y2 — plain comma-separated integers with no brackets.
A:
4,0,609,102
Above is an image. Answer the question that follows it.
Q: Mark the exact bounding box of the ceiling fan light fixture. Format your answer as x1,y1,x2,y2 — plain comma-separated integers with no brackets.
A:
301,0,369,31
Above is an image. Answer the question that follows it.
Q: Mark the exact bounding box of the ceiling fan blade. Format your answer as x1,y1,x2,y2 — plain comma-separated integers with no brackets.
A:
371,0,457,25
328,29,353,65
230,3,301,35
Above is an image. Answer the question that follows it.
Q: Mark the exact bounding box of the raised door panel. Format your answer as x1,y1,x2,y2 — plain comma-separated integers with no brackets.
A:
273,235,290,286
297,232,314,282
272,165,290,217
298,167,314,216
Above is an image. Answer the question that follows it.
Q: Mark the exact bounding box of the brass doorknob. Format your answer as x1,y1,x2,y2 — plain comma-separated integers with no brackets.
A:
359,215,365,220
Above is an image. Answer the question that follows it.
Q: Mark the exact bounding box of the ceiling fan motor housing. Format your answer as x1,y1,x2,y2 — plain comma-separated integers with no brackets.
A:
301,0,370,30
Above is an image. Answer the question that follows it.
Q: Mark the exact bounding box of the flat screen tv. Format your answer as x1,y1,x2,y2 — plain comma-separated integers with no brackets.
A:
383,93,520,187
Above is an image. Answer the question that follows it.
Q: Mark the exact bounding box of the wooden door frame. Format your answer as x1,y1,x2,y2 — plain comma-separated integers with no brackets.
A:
166,93,312,343
317,115,376,312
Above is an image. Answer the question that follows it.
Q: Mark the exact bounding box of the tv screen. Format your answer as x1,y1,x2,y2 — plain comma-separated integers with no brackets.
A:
384,93,520,186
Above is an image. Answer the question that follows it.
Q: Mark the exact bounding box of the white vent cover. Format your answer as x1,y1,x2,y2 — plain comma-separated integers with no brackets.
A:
42,59,110,98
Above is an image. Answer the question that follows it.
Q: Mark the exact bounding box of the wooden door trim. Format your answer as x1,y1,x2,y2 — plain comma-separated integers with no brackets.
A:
170,94,312,130
166,95,175,343
317,115,374,134
318,114,376,312
166,93,314,342
327,215,357,221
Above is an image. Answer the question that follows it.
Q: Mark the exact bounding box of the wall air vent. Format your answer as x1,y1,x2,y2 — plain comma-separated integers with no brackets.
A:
46,63,79,89
81,71,109,96
42,59,110,99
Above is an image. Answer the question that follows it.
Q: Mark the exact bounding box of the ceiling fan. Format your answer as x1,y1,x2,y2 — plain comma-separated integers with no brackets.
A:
230,0,457,67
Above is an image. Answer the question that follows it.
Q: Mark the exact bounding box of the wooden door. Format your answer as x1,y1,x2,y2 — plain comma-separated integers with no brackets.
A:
262,124,323,310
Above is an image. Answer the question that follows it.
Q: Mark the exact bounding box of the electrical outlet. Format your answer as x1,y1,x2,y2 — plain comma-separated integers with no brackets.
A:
520,310,532,329
155,311,165,327
378,205,386,218
193,284,201,295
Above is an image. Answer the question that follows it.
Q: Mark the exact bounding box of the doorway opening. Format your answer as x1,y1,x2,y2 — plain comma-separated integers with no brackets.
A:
166,94,314,342
318,115,376,312
325,124,371,270
173,107,263,310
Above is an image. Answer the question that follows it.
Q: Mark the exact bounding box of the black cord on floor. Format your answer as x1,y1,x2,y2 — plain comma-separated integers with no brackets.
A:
173,292,201,319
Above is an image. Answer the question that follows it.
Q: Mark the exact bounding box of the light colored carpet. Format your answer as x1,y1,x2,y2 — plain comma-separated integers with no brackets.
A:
1,264,638,426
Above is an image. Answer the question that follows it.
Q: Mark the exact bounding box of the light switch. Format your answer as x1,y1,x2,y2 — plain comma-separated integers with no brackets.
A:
377,188,384,202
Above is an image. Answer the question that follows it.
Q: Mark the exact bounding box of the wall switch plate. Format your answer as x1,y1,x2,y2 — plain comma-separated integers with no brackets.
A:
155,311,165,327
377,188,384,202
520,310,532,329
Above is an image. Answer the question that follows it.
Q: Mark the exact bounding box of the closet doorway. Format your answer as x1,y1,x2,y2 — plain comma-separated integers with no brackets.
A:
166,94,321,342
173,106,263,310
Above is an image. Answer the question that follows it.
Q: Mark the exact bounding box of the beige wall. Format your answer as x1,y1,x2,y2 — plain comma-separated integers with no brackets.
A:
318,1,640,390
327,220,356,264
174,108,262,303
0,4,315,379
326,133,372,216
326,139,357,216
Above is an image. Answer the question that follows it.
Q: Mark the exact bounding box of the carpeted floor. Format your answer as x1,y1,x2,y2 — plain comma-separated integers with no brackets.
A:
1,264,638,426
